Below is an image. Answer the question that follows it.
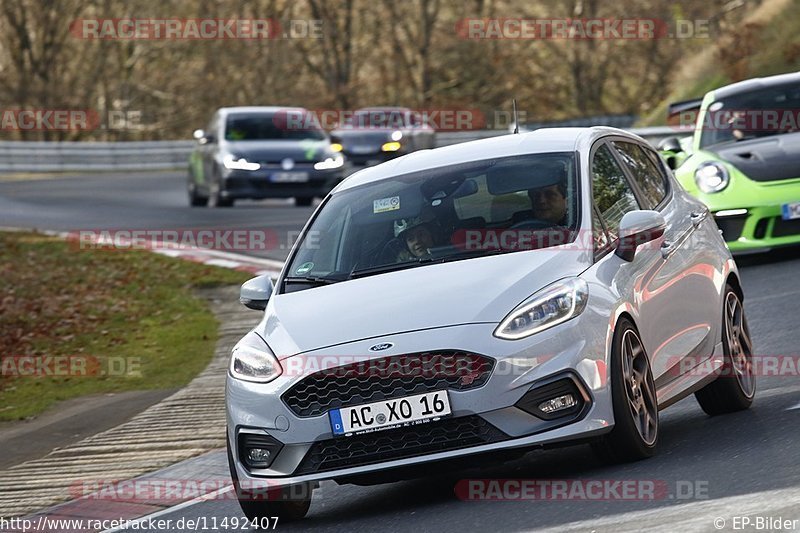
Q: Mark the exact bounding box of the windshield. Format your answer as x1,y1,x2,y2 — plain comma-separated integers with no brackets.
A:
699,82,800,148
283,152,579,292
343,109,410,129
225,114,326,141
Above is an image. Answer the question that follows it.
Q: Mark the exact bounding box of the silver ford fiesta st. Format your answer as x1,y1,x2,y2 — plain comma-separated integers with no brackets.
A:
225,127,755,521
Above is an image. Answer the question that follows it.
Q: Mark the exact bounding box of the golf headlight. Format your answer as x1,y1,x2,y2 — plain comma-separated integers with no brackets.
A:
390,130,403,141
229,333,282,383
314,154,345,170
694,162,729,193
223,155,260,171
495,278,589,340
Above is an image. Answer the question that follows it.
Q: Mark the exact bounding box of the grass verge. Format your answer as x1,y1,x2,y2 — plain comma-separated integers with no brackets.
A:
0,231,251,421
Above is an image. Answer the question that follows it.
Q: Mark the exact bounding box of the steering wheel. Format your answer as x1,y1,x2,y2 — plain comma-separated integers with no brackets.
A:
507,219,556,231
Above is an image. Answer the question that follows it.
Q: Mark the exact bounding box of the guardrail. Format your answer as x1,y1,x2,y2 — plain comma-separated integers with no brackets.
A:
0,127,684,173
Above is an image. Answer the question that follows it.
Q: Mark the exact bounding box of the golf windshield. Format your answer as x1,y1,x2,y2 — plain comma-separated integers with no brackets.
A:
224,114,326,141
699,82,800,148
283,152,579,289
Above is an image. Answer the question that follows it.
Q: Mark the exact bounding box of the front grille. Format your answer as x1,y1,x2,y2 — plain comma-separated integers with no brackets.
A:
772,217,800,238
282,352,495,417
294,415,510,474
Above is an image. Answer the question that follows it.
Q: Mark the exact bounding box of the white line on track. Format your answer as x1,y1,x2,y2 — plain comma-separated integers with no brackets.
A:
101,485,235,533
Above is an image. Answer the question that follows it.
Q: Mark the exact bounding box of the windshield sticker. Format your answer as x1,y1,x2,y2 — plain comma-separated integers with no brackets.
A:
373,196,400,214
296,262,314,275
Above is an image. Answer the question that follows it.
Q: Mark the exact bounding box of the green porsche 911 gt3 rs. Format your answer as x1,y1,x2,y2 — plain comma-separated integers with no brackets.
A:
659,71,800,254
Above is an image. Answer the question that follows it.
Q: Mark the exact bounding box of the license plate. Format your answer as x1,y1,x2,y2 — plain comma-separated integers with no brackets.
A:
329,390,451,436
782,202,800,220
271,172,309,183
350,145,375,155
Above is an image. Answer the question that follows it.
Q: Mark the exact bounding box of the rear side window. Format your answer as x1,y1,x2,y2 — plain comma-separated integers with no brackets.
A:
612,141,668,209
592,144,640,240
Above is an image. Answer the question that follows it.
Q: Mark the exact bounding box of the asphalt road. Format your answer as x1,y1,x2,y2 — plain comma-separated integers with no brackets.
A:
2,172,800,532
0,171,315,262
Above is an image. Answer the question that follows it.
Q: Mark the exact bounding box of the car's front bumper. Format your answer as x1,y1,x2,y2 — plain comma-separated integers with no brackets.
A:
226,316,613,488
677,157,800,253
221,167,344,200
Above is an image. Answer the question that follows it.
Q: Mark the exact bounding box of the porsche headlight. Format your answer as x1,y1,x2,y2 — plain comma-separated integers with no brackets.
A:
229,333,282,383
494,278,589,340
694,161,729,193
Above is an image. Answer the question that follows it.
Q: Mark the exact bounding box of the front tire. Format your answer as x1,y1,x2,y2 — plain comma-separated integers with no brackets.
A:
226,438,311,522
592,318,659,462
695,285,755,415
188,180,208,207
208,169,233,208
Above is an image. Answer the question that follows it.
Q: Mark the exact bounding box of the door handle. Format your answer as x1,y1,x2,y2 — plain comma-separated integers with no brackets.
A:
690,210,708,227
661,240,677,259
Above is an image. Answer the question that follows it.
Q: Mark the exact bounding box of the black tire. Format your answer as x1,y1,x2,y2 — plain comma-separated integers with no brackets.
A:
295,197,314,207
695,285,755,415
188,180,208,207
592,318,659,463
226,438,311,523
208,169,233,208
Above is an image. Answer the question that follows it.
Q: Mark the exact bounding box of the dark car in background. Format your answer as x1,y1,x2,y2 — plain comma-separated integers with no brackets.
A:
188,107,346,207
330,107,436,167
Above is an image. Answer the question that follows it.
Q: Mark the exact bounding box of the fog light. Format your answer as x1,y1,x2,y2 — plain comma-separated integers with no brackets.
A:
248,448,272,464
515,374,588,421
239,432,283,469
538,394,576,414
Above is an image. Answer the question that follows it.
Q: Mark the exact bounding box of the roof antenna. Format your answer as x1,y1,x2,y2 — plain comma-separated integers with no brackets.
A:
512,99,519,134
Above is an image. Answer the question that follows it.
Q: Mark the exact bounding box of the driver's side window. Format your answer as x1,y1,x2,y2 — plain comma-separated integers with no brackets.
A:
592,144,640,241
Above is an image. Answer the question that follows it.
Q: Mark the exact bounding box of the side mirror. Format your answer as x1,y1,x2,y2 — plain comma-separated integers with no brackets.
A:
240,275,274,311
615,210,666,262
657,136,683,153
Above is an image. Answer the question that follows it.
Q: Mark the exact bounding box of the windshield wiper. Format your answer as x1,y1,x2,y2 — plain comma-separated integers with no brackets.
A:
349,259,431,279
348,249,513,280
283,275,343,286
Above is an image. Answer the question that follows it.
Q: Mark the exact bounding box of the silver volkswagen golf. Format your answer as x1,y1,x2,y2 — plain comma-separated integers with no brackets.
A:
226,127,755,521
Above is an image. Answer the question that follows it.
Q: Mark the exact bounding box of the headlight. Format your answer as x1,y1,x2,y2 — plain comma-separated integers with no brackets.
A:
223,154,260,171
381,141,402,152
390,130,403,141
330,142,343,152
494,278,589,340
694,161,729,193
314,155,345,170
229,333,282,383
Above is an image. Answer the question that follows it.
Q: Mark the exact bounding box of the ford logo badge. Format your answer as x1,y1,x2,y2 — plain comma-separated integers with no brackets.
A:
369,342,393,352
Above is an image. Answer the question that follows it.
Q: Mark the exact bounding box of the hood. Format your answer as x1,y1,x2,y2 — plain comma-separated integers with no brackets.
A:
224,140,330,163
331,129,396,143
710,132,800,182
259,248,591,358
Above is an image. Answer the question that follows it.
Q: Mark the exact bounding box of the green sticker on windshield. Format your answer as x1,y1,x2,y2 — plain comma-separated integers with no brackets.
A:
296,262,314,275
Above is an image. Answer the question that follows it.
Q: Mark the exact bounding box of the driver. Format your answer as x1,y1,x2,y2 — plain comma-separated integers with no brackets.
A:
528,180,568,226
394,215,439,260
